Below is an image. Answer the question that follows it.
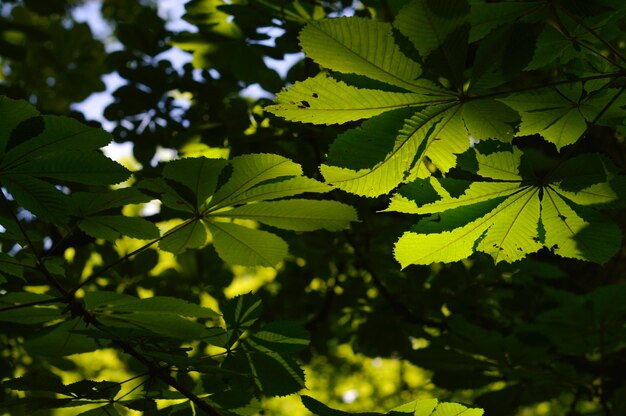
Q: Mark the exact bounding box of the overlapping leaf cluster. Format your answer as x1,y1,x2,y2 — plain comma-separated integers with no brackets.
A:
1,292,309,414
268,0,626,265
393,145,626,266
0,96,356,414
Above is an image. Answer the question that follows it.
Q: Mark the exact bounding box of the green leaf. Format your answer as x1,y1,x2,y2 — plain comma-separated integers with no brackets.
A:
66,380,121,400
73,188,153,215
222,176,332,206
73,404,119,416
78,215,160,241
469,1,542,42
206,221,288,267
0,96,40,154
0,305,62,324
7,151,129,185
320,104,456,196
475,148,522,181
159,219,208,253
163,157,228,207
140,178,196,214
395,0,469,58
393,147,623,266
0,291,55,305
324,108,413,171
550,153,613,191
103,296,218,318
301,395,376,416
0,256,34,280
391,398,438,415
432,402,483,416
2,115,112,168
265,73,433,125
249,320,309,353
223,293,263,330
461,99,518,141
3,374,71,395
299,17,423,92
526,24,590,70
395,188,542,266
555,182,619,206
25,319,101,356
211,199,358,231
208,153,303,210
2,175,71,224
245,350,305,397
98,312,208,340
222,293,263,344
408,182,523,214
83,291,138,308
541,190,621,264
501,87,587,149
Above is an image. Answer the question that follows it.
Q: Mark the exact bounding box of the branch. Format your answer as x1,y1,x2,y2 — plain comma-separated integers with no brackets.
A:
73,311,223,415
0,297,65,313
113,339,222,416
563,8,626,67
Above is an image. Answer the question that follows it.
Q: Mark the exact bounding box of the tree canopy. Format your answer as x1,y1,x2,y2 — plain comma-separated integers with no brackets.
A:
1,1,626,415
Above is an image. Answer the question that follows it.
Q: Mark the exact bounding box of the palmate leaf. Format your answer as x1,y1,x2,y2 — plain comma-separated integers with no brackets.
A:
319,99,515,197
149,154,357,266
222,293,263,346
266,13,521,197
393,147,624,266
500,84,625,149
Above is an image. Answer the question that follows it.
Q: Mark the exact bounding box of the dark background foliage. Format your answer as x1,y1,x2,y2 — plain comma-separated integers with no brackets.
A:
1,1,626,415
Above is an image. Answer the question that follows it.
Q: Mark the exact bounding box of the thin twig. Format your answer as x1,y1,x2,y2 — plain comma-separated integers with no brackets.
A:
0,297,65,313
113,339,221,416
